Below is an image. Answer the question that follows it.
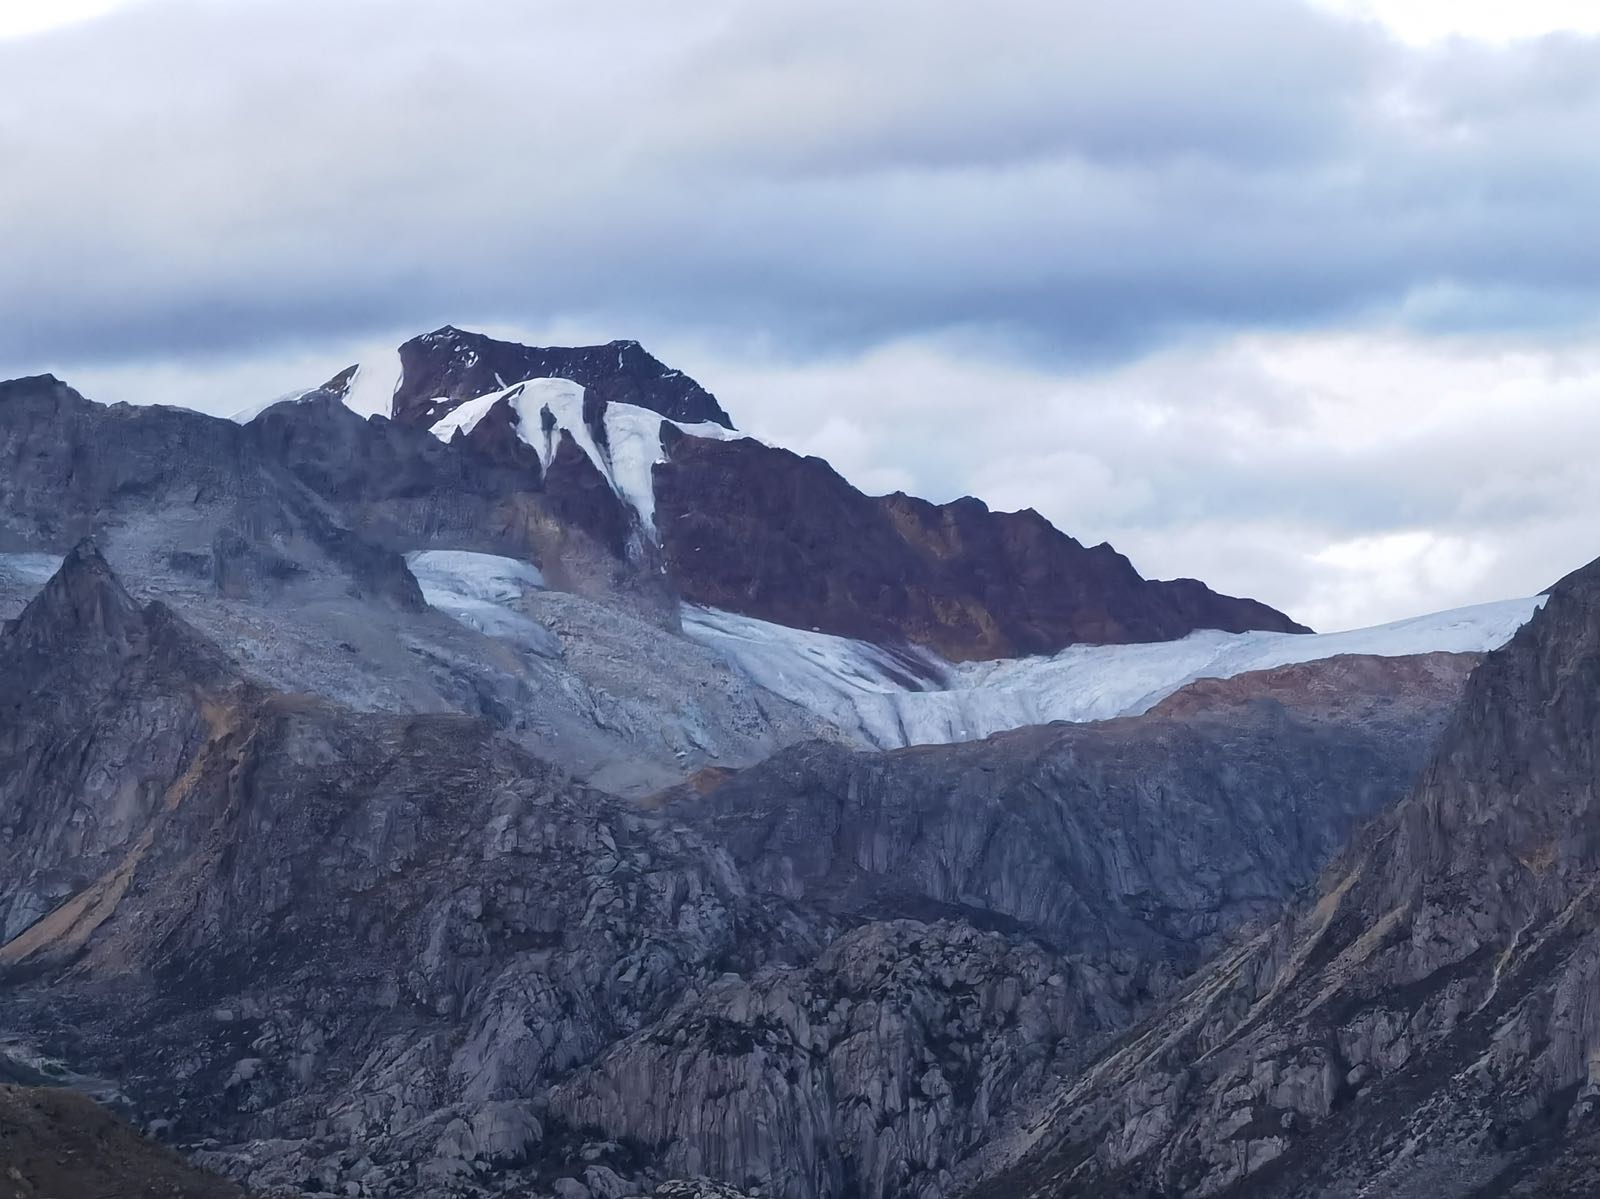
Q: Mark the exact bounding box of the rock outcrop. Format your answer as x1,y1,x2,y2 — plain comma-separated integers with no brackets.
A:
0,549,789,1196
972,552,1600,1197
386,327,732,430
667,651,1471,963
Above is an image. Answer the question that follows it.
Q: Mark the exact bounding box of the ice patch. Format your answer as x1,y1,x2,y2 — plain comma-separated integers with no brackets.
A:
405,550,558,657
593,400,744,532
427,388,513,442
341,351,403,420
407,550,546,601
232,348,402,424
683,595,1548,749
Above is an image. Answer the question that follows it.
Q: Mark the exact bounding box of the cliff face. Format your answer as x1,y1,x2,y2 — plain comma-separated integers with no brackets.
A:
666,652,1470,963
974,553,1600,1198
538,654,1466,1199
652,433,1307,663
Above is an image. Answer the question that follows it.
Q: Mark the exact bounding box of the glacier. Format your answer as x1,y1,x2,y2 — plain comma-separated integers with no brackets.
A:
400,548,1545,750
682,595,1547,748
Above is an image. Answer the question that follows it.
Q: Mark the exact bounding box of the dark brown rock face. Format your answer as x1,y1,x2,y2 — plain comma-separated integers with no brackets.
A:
653,434,1308,661
387,326,732,430
972,555,1600,1199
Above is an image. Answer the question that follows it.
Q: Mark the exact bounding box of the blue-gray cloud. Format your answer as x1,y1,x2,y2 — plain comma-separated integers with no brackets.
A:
2,0,1598,375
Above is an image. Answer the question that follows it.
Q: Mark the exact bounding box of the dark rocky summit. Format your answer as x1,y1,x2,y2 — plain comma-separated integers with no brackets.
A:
386,326,733,430
972,552,1600,1198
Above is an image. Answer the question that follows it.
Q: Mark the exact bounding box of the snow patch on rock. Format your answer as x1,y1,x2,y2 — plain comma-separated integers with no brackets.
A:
0,553,67,588
405,550,559,658
424,377,745,537
341,352,404,420
229,388,314,424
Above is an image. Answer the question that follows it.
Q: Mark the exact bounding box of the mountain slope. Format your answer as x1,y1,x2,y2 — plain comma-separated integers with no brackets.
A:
0,551,1469,1199
971,550,1600,1197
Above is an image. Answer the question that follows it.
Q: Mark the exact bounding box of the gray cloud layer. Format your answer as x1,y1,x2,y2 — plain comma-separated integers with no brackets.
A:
4,0,1600,367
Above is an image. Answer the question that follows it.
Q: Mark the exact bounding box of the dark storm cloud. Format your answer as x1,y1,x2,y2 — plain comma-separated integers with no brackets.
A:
3,0,1598,373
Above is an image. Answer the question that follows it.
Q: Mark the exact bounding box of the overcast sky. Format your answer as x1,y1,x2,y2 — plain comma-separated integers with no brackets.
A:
3,0,1598,631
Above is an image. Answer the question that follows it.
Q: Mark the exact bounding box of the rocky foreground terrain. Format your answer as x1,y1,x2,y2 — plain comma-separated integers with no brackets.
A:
0,1080,246,1199
0,329,1570,1197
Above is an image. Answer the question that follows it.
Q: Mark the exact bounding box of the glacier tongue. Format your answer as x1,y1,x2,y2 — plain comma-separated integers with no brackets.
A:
682,595,1547,749
375,547,1544,751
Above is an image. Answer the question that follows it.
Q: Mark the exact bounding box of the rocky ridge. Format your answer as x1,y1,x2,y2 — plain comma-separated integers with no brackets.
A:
968,550,1600,1197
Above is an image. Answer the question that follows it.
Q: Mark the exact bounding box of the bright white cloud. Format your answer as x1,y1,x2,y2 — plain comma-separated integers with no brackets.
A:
1317,0,1600,43
0,0,133,39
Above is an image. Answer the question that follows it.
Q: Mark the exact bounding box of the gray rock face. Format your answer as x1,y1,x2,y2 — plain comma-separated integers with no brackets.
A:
0,548,796,1196
551,920,1125,1199
669,652,1472,965
971,553,1600,1198
0,378,826,796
